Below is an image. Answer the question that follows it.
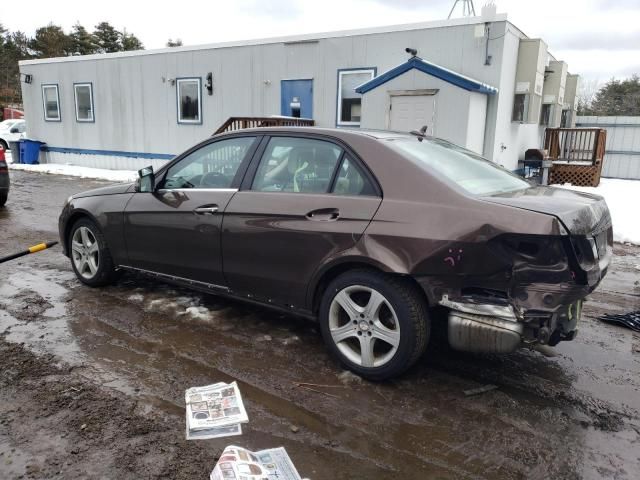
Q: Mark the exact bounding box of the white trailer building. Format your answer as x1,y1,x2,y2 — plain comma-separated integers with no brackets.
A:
18,12,578,171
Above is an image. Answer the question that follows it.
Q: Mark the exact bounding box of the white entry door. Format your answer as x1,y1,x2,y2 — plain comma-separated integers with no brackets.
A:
389,94,436,134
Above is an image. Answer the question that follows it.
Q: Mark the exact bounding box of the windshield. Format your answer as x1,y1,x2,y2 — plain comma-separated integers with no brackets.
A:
0,120,18,130
388,137,530,196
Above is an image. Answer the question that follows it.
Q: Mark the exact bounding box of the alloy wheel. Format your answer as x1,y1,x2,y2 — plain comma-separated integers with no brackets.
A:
71,226,100,279
328,285,401,368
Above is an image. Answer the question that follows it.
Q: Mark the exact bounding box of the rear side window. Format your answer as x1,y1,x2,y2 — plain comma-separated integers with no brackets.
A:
332,156,376,196
388,138,530,196
252,137,342,193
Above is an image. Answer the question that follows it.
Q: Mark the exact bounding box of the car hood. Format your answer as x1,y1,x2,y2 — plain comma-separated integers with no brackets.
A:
74,182,135,198
481,186,611,235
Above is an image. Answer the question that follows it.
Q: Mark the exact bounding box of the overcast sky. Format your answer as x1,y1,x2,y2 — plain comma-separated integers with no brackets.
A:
2,0,639,84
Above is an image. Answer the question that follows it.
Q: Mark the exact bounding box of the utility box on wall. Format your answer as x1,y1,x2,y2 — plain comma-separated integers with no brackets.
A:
541,60,568,128
512,39,547,124
562,74,580,127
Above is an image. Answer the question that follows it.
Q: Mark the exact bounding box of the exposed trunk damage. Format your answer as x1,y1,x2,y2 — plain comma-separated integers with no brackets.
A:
423,189,613,354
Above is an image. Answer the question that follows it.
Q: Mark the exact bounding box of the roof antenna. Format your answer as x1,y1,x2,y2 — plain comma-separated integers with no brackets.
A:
448,0,477,18
410,125,429,141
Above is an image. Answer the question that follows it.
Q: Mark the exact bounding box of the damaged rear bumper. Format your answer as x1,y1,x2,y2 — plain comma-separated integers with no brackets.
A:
439,295,583,354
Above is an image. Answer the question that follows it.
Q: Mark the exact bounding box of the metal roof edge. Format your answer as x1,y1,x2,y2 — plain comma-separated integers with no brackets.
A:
355,57,498,95
19,13,508,67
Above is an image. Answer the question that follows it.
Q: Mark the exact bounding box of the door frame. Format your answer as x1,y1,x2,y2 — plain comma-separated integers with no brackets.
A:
386,89,439,133
280,78,314,119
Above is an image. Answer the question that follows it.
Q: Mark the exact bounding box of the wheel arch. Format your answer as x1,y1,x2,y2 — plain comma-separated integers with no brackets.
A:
307,256,428,316
62,208,102,256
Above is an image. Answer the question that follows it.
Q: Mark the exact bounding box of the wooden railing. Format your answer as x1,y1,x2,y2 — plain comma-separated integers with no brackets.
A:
544,128,607,187
544,128,606,165
214,116,315,135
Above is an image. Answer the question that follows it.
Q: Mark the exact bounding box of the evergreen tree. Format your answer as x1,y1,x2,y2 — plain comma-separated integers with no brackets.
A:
93,22,122,53
30,24,71,58
121,30,144,51
70,23,98,55
166,38,183,47
588,76,640,116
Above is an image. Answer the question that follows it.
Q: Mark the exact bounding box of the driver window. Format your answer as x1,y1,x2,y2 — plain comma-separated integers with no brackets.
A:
163,137,255,189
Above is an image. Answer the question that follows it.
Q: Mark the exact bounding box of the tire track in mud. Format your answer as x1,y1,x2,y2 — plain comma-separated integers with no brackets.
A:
64,282,490,479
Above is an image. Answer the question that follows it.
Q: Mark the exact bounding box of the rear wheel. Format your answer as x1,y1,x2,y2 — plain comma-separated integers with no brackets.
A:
319,269,429,381
68,218,119,286
0,191,6,207
0,140,8,151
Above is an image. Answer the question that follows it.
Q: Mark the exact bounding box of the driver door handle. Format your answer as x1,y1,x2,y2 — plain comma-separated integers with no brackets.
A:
193,205,219,215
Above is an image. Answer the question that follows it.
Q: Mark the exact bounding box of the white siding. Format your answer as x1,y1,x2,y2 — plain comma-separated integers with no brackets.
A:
18,17,558,171
577,116,640,180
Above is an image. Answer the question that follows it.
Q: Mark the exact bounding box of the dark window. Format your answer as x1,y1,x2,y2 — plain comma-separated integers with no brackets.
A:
252,137,342,193
163,137,255,189
337,69,375,126
74,83,94,122
177,78,201,124
512,93,527,122
560,109,570,128
540,104,552,126
42,85,61,121
332,156,376,196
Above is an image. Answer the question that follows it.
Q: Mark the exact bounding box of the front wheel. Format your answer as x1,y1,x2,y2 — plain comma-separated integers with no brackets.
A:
319,269,429,381
68,218,120,287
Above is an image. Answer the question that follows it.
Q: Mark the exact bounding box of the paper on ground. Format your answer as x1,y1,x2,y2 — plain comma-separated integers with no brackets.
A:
211,445,303,480
185,381,248,440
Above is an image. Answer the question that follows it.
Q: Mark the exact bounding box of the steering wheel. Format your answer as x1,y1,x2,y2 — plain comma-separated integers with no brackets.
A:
199,172,228,188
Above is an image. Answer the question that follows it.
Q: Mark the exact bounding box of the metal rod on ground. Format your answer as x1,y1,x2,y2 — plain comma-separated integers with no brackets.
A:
0,241,59,264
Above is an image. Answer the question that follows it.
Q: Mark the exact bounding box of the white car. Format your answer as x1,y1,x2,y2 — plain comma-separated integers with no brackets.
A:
0,119,27,151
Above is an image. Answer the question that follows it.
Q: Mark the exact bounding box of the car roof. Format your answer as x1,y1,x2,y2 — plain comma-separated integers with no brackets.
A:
219,126,416,142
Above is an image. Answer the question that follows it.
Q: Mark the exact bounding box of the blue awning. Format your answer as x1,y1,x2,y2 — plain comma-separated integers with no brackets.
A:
355,57,498,95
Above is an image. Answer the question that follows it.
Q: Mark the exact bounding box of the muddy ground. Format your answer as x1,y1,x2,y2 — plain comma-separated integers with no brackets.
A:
1,170,639,479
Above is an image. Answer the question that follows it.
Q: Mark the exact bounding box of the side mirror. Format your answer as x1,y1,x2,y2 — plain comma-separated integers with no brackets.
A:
137,166,155,192
10,126,19,133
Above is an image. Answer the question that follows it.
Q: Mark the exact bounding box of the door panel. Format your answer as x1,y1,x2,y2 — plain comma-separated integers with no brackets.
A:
123,136,258,286
124,189,236,286
222,191,381,309
390,94,435,134
281,79,313,118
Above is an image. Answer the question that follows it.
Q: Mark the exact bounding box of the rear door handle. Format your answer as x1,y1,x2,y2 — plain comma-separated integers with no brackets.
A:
193,205,219,215
306,208,340,221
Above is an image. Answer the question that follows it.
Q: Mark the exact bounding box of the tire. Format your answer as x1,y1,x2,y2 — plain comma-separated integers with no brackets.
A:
0,191,6,207
319,269,429,381
0,139,8,151
68,218,120,287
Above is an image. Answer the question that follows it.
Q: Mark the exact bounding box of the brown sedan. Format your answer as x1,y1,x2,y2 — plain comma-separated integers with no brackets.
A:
59,128,612,380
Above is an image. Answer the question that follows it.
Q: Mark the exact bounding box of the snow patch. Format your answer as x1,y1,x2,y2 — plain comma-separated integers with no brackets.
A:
127,293,144,302
9,162,137,182
558,178,640,245
338,370,363,385
183,306,212,322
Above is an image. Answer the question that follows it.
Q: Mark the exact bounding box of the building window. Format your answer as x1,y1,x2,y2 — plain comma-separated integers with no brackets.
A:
42,84,61,122
337,68,375,126
74,83,95,122
177,78,202,124
540,104,552,126
512,93,528,123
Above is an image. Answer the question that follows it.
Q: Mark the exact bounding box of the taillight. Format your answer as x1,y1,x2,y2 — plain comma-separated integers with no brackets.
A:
494,234,568,266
